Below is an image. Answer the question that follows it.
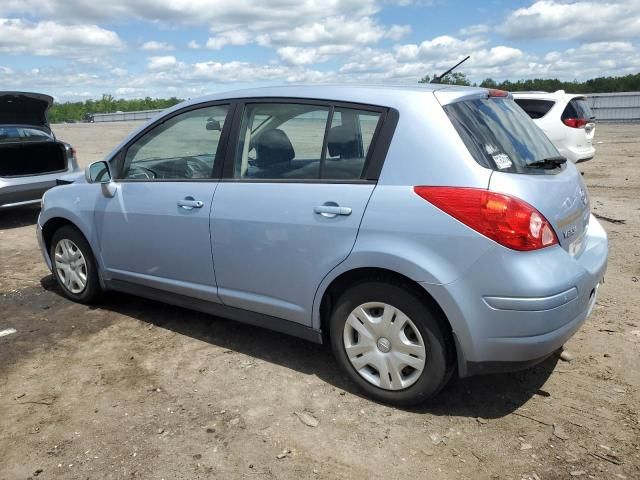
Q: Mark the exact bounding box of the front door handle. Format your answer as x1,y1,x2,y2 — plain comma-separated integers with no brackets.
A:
178,197,204,210
314,204,352,218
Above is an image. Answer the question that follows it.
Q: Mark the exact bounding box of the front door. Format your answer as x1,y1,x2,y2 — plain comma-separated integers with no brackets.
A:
211,102,384,324
95,103,231,302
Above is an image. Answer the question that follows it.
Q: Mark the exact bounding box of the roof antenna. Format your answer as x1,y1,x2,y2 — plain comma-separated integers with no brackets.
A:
431,55,470,84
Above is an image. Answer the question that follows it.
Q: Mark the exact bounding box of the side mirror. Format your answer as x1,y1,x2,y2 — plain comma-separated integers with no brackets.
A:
85,160,112,184
206,118,221,131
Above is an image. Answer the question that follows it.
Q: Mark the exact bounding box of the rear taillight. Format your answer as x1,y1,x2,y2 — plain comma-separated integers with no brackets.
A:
563,118,587,128
414,187,559,251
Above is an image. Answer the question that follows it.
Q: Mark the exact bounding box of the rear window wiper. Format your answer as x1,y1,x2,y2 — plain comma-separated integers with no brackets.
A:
526,156,567,169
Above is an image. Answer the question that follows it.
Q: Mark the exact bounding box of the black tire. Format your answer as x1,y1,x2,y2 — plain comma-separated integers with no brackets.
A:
329,280,451,406
50,225,101,304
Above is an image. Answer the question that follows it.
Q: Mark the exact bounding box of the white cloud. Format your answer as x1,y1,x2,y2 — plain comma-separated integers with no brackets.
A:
0,0,380,30
206,30,251,50
500,1,640,42
141,40,174,51
386,24,411,40
277,45,355,65
147,55,178,71
458,23,490,36
394,35,485,62
0,18,123,57
188,40,201,49
257,16,388,47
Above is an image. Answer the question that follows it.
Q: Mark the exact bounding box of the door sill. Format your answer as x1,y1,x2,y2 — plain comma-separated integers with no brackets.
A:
104,279,323,344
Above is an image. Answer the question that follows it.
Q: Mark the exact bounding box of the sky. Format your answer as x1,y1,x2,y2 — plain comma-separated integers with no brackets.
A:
0,0,639,101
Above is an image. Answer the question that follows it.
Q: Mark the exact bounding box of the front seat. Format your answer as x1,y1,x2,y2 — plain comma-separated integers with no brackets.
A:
253,128,295,177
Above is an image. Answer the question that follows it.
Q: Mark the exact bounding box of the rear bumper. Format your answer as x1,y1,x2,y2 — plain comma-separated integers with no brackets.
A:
561,144,595,163
0,168,82,209
424,215,608,377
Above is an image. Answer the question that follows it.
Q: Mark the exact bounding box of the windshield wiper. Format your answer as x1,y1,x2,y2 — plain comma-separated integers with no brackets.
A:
526,156,567,169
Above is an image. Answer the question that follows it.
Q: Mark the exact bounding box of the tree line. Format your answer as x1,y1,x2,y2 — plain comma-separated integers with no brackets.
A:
49,94,183,123
418,72,640,93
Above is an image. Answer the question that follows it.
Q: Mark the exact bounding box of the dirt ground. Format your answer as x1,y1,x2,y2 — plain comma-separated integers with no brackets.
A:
0,122,638,480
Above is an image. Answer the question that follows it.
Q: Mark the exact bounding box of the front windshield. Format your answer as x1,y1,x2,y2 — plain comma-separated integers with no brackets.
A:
0,126,52,144
444,97,560,173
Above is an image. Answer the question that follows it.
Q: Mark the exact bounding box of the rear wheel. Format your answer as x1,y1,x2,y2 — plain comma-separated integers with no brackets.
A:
329,280,450,406
50,225,101,303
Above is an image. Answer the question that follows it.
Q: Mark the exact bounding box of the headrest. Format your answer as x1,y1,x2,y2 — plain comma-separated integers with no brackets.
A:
254,129,295,168
327,125,360,159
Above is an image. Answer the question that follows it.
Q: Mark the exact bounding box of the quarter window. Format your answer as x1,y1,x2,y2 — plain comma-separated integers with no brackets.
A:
122,105,229,180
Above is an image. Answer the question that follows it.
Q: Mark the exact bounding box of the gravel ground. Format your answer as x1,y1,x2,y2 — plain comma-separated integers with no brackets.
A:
0,122,638,480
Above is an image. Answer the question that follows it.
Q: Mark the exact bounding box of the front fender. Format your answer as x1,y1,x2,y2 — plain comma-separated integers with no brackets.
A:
39,183,103,271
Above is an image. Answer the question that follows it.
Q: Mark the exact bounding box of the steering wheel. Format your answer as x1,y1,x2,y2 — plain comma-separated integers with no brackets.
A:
126,165,158,180
185,157,213,178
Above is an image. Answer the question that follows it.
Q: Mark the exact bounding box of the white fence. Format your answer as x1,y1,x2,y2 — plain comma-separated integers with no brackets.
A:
586,92,640,122
89,109,165,123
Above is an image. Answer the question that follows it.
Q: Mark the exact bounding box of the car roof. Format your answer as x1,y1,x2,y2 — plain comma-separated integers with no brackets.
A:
176,84,489,110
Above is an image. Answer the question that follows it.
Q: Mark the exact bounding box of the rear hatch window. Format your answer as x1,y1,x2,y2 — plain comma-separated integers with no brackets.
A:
514,98,555,119
444,97,562,174
562,98,595,122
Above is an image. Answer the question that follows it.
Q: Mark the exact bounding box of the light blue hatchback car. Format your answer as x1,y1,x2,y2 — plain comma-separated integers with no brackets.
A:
37,85,608,405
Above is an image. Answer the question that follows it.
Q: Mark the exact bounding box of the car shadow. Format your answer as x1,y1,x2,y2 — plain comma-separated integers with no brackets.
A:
0,205,40,229
41,275,557,418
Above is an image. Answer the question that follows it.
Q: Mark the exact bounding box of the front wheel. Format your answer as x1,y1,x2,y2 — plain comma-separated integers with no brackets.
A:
50,225,101,303
329,280,451,406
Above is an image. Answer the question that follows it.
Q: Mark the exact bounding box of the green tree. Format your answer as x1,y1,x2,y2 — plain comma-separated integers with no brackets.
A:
419,71,471,85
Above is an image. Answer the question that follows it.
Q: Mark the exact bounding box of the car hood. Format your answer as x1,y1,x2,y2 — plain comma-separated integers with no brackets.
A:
0,91,54,130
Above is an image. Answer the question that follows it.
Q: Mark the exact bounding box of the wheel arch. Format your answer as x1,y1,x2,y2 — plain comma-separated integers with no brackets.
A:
316,266,457,368
41,215,97,271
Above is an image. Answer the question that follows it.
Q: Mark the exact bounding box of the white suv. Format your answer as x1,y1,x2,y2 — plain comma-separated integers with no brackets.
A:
513,90,596,163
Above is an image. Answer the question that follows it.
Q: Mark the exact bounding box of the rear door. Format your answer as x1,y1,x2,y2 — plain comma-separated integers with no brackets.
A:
210,100,390,325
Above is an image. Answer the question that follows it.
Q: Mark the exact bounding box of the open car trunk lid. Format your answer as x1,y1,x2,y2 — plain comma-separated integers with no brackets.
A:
0,91,53,132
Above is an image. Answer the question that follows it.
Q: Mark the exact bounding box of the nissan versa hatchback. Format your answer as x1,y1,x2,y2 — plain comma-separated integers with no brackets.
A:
37,85,608,405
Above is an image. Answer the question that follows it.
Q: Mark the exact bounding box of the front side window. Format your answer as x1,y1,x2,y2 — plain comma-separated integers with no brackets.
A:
122,105,229,180
233,103,382,180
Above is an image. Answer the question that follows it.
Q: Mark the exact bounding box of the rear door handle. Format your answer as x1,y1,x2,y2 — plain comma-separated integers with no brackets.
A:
178,198,204,210
314,205,352,218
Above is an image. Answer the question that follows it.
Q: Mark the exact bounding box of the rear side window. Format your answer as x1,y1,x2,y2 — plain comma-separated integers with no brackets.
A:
233,103,382,181
514,99,555,119
562,98,594,121
444,98,560,173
